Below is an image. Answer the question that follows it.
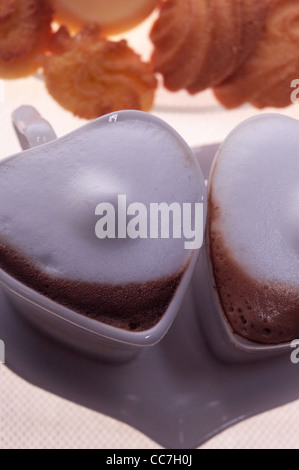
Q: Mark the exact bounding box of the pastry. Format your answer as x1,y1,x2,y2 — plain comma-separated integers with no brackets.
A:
0,0,53,78
213,0,299,109
150,0,267,93
43,25,157,119
50,0,161,35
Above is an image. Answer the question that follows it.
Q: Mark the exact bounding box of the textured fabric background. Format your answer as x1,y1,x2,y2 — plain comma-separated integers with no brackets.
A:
1,365,299,449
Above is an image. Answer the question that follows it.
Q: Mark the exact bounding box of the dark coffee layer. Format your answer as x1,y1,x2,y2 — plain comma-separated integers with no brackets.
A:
209,203,299,345
0,241,184,332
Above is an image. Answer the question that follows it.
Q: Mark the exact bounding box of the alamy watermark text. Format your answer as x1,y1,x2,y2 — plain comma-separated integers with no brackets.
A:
290,79,299,103
290,340,299,364
0,340,4,364
95,196,204,250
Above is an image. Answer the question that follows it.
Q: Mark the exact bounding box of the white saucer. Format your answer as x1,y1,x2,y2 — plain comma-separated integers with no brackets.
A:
1,146,298,449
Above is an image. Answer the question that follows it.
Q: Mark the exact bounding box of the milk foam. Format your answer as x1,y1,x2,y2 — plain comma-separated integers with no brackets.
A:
210,114,299,286
0,115,204,284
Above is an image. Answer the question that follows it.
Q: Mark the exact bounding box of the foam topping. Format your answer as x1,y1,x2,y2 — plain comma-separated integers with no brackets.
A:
0,114,204,284
210,114,299,286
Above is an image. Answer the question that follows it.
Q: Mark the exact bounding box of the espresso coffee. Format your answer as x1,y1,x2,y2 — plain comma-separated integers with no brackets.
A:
209,114,299,344
0,113,204,331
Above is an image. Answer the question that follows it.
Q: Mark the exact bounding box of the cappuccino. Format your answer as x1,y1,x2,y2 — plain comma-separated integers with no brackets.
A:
0,113,205,331
209,114,299,344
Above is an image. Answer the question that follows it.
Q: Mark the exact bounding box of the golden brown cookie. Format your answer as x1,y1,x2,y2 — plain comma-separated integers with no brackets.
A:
150,0,267,93
213,0,299,109
43,25,157,119
0,0,53,78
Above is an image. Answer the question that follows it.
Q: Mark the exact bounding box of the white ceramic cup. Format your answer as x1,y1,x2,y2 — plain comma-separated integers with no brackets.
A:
193,116,295,363
0,106,207,362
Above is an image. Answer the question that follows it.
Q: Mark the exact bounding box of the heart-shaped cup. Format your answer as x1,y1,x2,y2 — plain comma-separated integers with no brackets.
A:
0,107,207,362
194,114,299,362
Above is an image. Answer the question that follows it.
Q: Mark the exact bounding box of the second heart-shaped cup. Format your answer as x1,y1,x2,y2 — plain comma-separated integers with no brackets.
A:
195,113,299,362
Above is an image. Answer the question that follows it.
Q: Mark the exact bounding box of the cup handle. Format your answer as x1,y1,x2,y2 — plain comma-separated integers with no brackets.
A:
12,105,57,150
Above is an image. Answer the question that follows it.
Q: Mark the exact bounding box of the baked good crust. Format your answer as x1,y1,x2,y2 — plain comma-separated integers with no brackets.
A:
43,25,157,119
